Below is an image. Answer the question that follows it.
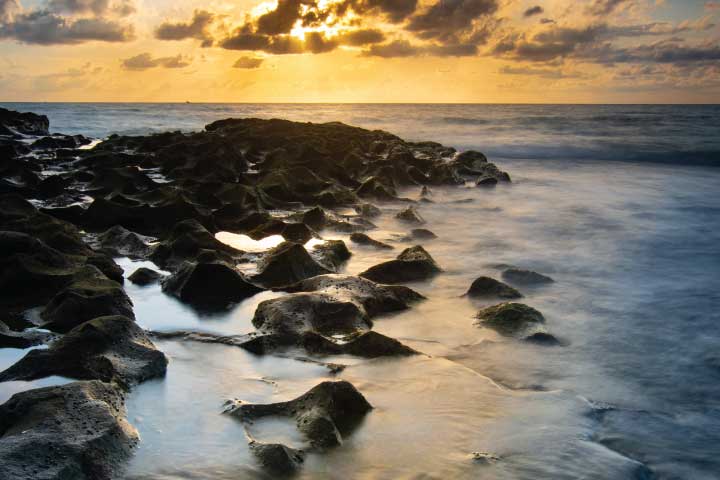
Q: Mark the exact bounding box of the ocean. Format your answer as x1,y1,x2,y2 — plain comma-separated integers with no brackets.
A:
1,103,719,479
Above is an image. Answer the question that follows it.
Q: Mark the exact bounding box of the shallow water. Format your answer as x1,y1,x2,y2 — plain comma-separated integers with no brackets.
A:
118,158,720,479
1,103,718,479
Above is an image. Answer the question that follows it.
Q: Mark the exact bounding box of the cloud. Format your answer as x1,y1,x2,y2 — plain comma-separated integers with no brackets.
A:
362,38,479,57
47,0,136,17
122,53,191,70
155,9,215,47
256,0,307,35
0,0,20,23
499,65,584,79
523,6,543,17
706,2,720,11
406,0,499,42
362,39,419,57
583,40,720,65
586,0,632,16
233,56,264,68
0,10,135,44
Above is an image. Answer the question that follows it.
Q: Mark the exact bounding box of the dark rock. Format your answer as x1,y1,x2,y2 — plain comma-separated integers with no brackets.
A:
502,268,555,285
281,222,316,244
465,277,522,299
356,176,397,200
455,150,488,169
411,228,437,240
98,225,154,259
128,267,162,286
302,206,327,230
251,242,332,288
355,203,381,218
0,380,137,480
360,245,441,284
350,232,394,250
162,261,263,309
229,380,372,448
31,136,79,151
395,206,425,224
476,176,499,187
0,321,54,349
149,219,241,270
249,441,305,474
524,332,561,346
312,239,351,270
475,303,545,336
0,316,167,386
40,266,134,333
0,107,49,136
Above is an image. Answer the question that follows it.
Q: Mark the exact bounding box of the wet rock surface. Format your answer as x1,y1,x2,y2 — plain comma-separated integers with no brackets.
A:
0,380,138,480
0,315,167,386
250,241,332,288
128,267,163,286
350,232,394,249
360,245,442,284
465,276,523,299
475,302,546,337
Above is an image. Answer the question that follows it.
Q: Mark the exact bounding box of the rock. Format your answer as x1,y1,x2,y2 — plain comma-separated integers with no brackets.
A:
0,316,167,386
350,232,394,250
229,380,372,448
502,268,555,285
0,321,54,349
312,239,351,270
162,261,263,309
524,332,561,346
395,206,425,224
302,206,327,230
0,107,49,136
360,245,441,284
0,380,138,480
476,176,499,187
40,266,134,333
475,302,545,336
281,222,316,244
251,242,332,288
149,219,242,270
97,225,154,259
128,267,162,286
249,441,305,474
455,150,488,169
356,176,397,200
411,228,437,240
354,203,381,218
465,277,522,299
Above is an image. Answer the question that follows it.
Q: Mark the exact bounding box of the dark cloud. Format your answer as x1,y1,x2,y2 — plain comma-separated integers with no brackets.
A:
540,18,555,24
233,56,264,68
361,0,418,22
47,0,136,17
361,39,419,57
122,53,191,70
0,10,135,44
256,0,308,35
493,24,603,61
582,40,720,65
586,0,631,16
499,65,583,79
406,0,498,41
336,28,385,45
0,0,20,23
155,10,215,47
523,6,543,17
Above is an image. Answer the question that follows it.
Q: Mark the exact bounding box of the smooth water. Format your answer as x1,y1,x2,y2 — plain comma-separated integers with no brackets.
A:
1,103,719,479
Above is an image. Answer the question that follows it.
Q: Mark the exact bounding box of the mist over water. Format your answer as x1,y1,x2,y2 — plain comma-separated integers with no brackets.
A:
2,103,718,479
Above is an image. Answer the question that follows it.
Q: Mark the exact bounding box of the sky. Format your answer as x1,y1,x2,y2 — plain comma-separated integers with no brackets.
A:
0,0,718,103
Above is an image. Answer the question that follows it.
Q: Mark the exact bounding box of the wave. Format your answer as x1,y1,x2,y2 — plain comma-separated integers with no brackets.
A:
438,116,491,126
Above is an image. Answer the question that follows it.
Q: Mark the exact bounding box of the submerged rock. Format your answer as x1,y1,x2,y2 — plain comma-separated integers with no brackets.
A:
249,441,305,475
350,232,394,250
411,228,437,240
524,332,561,346
465,277,522,299
162,261,263,309
360,245,441,284
229,380,372,449
0,315,167,386
475,302,545,336
128,267,162,286
502,268,555,285
0,380,137,480
395,206,425,224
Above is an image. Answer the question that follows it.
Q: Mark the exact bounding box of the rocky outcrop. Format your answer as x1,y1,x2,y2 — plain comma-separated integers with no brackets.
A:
162,261,263,309
502,268,555,285
0,321,54,349
0,107,49,136
465,277,522,299
0,381,137,480
0,316,167,386
360,245,442,284
228,381,372,449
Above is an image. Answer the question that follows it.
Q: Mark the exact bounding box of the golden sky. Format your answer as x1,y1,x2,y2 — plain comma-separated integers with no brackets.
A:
0,0,718,102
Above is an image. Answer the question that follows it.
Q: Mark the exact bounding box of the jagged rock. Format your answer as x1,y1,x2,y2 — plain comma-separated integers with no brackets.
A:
149,219,242,270
41,266,134,333
312,239,351,270
0,316,167,386
128,267,162,286
502,268,555,285
162,261,263,309
251,242,331,288
465,277,522,299
475,303,545,336
301,206,327,230
0,380,137,480
281,222,316,243
0,107,49,135
395,206,425,224
229,381,372,448
97,225,154,259
411,228,437,240
350,232,394,250
0,321,54,349
360,245,441,284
